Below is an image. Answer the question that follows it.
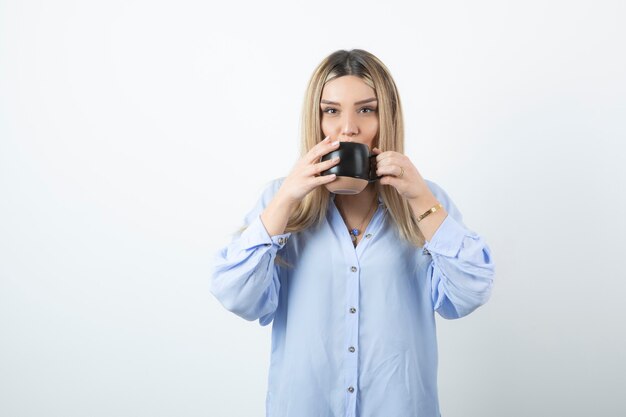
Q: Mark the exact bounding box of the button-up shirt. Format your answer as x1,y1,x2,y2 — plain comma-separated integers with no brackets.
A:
211,177,495,417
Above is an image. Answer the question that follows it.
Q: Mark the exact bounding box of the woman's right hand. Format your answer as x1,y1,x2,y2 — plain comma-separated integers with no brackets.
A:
276,136,341,205
260,137,340,236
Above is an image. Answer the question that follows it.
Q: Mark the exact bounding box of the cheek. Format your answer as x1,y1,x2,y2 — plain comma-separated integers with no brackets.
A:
364,119,379,137
320,118,335,134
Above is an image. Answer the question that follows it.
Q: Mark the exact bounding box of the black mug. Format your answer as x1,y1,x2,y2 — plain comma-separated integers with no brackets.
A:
320,141,381,194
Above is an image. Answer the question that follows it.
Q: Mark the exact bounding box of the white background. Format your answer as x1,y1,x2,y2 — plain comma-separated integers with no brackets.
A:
1,0,625,416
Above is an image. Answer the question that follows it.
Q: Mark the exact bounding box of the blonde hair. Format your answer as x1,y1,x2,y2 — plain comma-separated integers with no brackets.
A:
286,49,425,247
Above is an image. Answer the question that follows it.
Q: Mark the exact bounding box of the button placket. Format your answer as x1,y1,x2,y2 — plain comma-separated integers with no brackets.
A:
345,258,360,410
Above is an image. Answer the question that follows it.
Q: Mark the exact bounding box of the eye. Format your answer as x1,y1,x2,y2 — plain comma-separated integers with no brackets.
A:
322,107,338,115
360,107,376,114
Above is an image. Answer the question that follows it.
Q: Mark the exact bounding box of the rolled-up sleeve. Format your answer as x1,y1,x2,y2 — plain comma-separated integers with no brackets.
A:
423,181,495,319
210,178,290,325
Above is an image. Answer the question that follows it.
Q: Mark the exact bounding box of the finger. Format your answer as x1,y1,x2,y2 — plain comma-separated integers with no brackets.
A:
303,136,330,162
311,135,331,151
376,153,394,167
376,165,396,177
313,173,336,186
375,151,393,164
311,156,340,175
308,138,340,163
307,156,340,176
379,175,397,187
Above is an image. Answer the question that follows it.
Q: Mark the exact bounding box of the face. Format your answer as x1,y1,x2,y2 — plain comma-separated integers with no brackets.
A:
320,75,379,149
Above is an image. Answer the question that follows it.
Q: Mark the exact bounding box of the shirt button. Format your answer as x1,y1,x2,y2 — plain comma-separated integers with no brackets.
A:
350,266,357,272
348,346,355,353
365,233,372,239
347,386,355,393
423,248,430,255
349,307,356,314
278,237,285,245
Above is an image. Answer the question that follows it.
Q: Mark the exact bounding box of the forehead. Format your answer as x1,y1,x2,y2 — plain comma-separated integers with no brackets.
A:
321,75,376,101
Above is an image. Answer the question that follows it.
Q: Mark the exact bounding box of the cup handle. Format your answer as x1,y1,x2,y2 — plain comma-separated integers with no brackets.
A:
368,154,381,182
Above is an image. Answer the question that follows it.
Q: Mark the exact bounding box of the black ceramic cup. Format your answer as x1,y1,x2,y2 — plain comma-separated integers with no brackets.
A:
320,141,381,194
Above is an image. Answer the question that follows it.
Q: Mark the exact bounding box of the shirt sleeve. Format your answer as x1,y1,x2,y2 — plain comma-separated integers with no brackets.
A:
210,177,291,326
422,180,495,319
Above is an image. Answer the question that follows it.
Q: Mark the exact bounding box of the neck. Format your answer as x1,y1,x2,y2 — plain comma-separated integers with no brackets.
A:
334,183,378,213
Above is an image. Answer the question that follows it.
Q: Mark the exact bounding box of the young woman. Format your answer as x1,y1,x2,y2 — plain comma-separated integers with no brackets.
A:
211,49,495,417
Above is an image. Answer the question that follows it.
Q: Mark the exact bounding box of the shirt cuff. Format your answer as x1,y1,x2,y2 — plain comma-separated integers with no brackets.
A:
423,214,470,258
240,214,292,250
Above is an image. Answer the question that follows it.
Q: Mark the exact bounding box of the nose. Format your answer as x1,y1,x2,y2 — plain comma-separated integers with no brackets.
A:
340,113,359,140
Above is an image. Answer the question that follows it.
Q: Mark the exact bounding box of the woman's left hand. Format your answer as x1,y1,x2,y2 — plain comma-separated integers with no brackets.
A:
372,147,430,201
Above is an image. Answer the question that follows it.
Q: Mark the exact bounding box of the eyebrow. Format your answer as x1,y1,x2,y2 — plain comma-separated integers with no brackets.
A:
320,97,378,106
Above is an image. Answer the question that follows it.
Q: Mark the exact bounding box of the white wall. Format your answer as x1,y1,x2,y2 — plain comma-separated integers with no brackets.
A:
1,0,625,416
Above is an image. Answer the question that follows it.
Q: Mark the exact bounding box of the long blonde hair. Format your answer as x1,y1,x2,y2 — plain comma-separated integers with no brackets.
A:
285,49,425,247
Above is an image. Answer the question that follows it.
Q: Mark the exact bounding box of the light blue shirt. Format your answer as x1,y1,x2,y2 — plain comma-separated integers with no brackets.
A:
211,177,495,417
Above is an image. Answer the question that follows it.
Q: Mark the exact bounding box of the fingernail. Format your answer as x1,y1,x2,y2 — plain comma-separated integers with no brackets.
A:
323,136,330,142
331,140,340,146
